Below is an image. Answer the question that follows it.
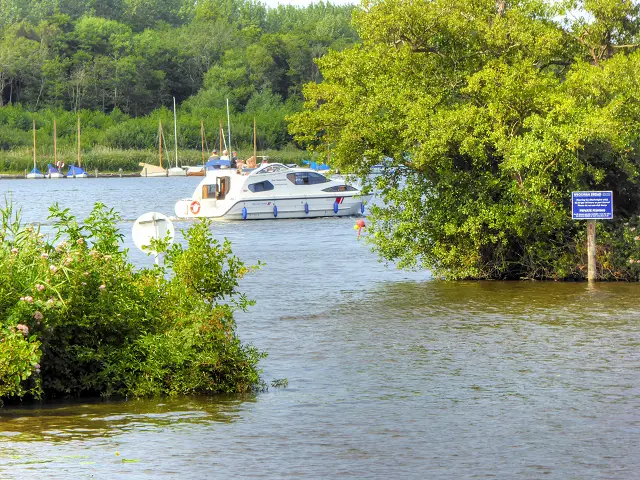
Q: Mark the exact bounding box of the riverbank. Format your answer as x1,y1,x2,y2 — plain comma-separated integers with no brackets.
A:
0,146,313,176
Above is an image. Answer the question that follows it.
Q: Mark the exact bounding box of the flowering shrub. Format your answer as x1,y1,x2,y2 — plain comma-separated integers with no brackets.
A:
0,202,265,404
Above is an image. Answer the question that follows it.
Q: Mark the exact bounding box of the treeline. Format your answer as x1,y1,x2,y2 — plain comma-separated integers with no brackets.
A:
0,0,357,153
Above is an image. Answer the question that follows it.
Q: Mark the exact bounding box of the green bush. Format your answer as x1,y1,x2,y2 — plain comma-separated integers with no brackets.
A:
0,202,265,404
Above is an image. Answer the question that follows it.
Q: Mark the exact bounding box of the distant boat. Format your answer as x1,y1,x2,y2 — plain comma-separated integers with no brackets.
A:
26,167,44,179
167,96,186,176
185,165,205,176
27,120,44,178
139,162,167,177
70,116,89,178
140,119,168,177
167,166,187,176
66,165,88,178
47,164,64,179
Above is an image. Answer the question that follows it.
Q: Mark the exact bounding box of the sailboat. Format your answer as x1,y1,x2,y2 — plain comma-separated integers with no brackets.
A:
139,120,168,177
185,120,206,176
26,120,44,179
47,119,65,179
167,97,186,176
66,116,88,178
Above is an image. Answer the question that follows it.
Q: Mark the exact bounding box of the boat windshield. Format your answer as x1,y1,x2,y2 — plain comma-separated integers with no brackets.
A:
286,172,329,185
253,164,290,175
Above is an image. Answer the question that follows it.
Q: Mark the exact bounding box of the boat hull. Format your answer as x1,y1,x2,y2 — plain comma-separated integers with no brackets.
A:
26,173,45,179
175,194,370,220
167,167,187,177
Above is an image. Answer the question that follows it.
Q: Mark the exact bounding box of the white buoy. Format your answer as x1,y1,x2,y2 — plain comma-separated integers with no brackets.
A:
132,212,174,265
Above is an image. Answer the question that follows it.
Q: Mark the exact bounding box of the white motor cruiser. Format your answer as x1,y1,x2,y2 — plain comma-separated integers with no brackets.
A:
175,163,370,220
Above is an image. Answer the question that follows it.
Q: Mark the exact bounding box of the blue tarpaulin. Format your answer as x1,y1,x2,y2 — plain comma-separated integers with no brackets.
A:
303,160,330,171
205,159,231,168
66,165,87,177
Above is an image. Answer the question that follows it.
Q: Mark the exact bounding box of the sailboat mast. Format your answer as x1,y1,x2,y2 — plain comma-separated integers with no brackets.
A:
253,117,257,161
201,120,205,163
159,120,163,168
77,115,81,168
32,120,36,169
219,120,223,153
226,98,231,153
53,118,57,165
173,97,178,167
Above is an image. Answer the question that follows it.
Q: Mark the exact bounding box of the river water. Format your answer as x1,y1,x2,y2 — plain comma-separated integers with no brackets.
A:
1,178,639,479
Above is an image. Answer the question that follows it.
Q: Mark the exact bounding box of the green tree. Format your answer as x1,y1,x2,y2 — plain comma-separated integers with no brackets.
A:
290,0,640,280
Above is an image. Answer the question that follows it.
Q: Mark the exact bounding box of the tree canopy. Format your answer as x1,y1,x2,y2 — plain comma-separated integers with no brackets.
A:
0,0,357,153
290,0,640,280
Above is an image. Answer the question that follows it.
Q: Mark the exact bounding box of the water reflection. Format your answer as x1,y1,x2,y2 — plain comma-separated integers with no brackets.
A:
0,396,252,443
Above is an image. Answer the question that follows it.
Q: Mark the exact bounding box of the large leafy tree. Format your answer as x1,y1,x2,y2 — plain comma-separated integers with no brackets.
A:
290,0,640,280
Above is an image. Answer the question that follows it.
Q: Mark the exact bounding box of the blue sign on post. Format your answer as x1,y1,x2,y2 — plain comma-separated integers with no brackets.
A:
571,191,613,220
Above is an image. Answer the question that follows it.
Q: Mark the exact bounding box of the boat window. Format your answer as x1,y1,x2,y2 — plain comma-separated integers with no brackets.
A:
217,177,230,200
286,172,329,185
248,181,275,192
322,185,357,192
202,184,217,199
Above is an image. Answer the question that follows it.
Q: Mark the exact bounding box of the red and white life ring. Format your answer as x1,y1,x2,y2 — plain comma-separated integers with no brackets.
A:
190,201,201,215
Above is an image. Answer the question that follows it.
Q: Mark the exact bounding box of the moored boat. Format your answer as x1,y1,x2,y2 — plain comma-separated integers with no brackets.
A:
66,165,88,178
185,165,205,176
174,163,370,220
139,162,167,177
47,164,64,179
26,167,45,179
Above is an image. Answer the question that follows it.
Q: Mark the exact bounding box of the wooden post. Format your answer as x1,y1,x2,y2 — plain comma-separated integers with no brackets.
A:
77,115,82,168
201,120,205,164
32,119,36,170
587,220,596,281
219,119,223,154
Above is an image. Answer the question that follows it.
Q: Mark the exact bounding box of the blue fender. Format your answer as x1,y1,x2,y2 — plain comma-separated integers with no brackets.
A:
360,202,365,214
304,202,309,214
242,206,248,220
333,201,339,214
273,205,278,217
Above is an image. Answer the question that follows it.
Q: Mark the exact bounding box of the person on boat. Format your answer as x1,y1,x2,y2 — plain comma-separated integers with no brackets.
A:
230,151,238,169
208,149,220,161
246,155,257,169
221,149,230,160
